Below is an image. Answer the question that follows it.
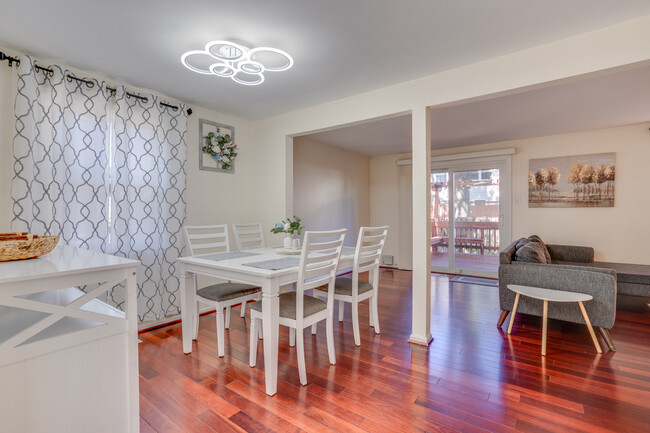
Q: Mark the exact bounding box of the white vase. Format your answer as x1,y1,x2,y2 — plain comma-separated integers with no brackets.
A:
292,238,301,249
283,234,292,249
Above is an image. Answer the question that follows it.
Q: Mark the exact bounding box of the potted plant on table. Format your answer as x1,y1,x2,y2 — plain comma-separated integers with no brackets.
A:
271,216,304,249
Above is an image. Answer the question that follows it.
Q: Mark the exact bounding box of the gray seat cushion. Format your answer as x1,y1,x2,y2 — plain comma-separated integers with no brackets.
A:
556,261,650,285
197,282,261,302
592,261,650,285
249,292,327,320
314,277,374,296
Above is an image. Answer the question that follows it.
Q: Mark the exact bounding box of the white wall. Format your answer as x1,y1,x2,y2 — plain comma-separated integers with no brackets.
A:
369,121,650,266
369,152,409,266
249,14,650,250
293,137,370,246
511,122,650,263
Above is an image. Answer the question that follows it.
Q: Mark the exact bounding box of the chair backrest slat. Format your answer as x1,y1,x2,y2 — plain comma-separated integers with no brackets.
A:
352,226,388,289
232,223,266,251
184,224,231,256
295,229,347,322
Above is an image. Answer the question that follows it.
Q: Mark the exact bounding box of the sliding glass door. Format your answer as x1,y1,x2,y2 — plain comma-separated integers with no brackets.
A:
431,158,510,277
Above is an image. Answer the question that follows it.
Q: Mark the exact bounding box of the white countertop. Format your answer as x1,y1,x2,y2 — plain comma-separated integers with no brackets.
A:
0,245,139,284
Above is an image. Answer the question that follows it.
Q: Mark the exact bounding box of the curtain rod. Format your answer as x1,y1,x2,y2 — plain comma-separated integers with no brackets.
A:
0,51,192,116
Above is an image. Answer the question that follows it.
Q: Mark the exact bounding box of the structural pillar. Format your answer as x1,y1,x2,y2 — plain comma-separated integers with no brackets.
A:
408,106,433,345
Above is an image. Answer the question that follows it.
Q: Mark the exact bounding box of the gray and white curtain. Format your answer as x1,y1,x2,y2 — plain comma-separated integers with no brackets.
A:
108,88,186,321
12,56,110,252
11,56,186,322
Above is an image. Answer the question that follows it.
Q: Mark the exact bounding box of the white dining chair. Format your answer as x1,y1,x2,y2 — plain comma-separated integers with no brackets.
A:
232,223,266,251
248,228,347,385
183,224,261,357
313,226,388,346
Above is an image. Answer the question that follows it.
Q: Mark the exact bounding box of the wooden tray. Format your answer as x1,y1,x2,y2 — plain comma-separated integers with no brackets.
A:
0,234,59,261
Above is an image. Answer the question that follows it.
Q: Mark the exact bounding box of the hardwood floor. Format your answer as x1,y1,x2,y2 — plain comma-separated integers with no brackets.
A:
138,270,650,432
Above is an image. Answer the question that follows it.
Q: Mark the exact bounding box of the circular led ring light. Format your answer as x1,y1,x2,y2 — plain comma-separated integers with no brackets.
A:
181,41,292,85
247,47,294,72
232,71,265,86
180,50,214,75
205,40,247,62
238,60,265,74
209,62,236,77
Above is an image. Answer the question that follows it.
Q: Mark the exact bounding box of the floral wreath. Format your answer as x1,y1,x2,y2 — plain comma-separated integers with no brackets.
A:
202,128,237,169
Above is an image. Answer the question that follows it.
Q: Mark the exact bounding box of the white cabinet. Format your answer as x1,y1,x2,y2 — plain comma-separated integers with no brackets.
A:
0,246,139,433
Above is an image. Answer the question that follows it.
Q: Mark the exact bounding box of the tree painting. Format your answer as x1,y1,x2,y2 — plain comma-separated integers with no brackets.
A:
528,153,615,208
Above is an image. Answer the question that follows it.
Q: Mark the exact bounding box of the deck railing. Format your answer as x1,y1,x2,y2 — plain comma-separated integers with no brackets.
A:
431,220,500,255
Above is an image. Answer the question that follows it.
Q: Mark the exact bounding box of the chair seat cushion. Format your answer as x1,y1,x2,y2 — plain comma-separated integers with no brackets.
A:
197,282,261,302
249,292,327,320
314,277,374,296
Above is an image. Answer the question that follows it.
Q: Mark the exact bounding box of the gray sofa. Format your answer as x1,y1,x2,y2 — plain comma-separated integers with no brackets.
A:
497,238,650,351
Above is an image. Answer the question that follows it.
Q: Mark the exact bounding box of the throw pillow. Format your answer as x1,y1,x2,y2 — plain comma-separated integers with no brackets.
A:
526,235,552,262
515,241,548,263
515,237,529,250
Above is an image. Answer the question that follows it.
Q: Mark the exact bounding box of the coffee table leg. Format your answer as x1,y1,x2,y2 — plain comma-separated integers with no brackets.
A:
542,300,548,356
507,293,520,334
578,301,602,354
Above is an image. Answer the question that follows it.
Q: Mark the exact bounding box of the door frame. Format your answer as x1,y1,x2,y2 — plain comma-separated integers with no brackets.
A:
430,152,512,278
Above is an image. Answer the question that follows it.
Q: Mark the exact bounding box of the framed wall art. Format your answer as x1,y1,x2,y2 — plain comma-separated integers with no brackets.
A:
528,152,615,208
199,119,237,173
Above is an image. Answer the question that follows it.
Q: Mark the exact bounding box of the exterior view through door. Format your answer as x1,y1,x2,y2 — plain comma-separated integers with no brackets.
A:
431,166,504,277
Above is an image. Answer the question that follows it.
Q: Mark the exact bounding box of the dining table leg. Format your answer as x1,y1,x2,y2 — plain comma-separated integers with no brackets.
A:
179,265,195,354
262,279,280,396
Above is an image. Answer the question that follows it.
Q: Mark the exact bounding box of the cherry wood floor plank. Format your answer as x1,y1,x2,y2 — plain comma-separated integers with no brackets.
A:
139,269,650,432
139,417,157,433
140,377,219,433
139,393,187,433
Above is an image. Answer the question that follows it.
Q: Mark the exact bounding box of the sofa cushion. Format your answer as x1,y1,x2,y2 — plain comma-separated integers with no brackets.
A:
553,260,650,296
515,241,548,263
591,262,650,285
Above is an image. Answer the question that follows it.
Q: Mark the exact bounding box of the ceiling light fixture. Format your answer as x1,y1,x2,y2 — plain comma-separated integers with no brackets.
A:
181,40,293,86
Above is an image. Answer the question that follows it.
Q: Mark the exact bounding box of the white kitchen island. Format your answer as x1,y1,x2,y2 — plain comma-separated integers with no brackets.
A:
0,245,140,433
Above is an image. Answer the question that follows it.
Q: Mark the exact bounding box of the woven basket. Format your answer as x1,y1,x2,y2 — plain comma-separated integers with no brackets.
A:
0,235,59,261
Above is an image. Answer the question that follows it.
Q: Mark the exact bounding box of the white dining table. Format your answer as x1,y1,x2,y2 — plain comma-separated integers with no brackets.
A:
177,246,355,396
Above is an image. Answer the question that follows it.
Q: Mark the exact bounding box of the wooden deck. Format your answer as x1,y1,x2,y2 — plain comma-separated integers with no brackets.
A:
431,250,499,272
138,269,650,432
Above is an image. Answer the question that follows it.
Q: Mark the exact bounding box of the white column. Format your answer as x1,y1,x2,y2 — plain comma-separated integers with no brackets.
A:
409,106,433,345
125,269,140,433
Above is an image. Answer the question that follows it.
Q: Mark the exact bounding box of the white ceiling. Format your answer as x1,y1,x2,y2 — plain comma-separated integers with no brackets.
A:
2,0,650,122
301,63,650,155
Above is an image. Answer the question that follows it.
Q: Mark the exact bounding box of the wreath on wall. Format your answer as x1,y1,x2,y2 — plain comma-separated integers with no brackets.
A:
202,128,238,169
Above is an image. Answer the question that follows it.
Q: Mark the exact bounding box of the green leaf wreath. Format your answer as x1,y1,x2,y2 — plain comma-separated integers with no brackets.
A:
202,128,238,169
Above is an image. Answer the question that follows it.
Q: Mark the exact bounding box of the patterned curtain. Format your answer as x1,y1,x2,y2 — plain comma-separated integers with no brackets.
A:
108,87,187,321
12,56,110,251
11,57,187,322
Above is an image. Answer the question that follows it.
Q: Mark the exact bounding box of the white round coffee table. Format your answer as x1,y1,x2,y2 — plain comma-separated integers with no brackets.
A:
507,284,602,355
